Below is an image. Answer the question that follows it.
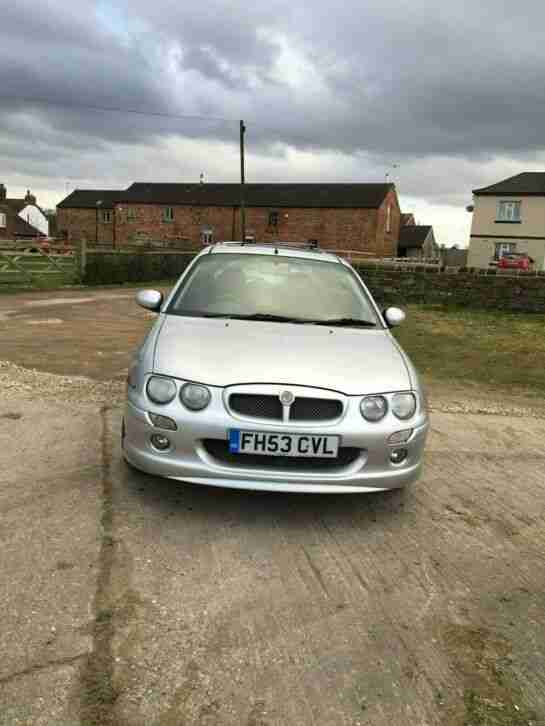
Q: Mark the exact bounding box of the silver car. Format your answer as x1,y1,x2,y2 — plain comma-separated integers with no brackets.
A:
123,242,428,493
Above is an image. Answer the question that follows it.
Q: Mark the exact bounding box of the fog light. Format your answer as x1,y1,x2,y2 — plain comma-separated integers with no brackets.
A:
390,448,408,464
388,429,413,444
150,434,171,451
148,413,177,431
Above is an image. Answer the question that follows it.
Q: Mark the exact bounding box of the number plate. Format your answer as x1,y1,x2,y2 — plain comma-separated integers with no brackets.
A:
229,430,340,458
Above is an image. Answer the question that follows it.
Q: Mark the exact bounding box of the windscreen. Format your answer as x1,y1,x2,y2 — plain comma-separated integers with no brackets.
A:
166,253,379,324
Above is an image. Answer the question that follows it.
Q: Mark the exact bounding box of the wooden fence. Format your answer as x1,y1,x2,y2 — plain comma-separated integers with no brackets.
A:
0,239,82,287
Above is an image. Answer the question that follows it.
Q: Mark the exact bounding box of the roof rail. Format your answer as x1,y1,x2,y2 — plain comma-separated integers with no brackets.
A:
217,240,322,252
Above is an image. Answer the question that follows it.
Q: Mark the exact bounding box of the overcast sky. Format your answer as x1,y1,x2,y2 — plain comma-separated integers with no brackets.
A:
2,0,545,245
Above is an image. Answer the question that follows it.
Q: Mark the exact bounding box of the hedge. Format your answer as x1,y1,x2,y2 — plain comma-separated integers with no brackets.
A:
83,252,195,285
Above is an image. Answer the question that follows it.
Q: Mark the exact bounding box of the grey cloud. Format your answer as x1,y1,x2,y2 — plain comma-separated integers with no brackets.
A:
1,0,545,229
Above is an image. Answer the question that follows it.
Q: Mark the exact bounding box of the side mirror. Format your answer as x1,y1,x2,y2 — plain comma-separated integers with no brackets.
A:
384,307,406,328
136,289,163,312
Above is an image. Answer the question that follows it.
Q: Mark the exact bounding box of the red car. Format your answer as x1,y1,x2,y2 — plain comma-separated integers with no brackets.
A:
498,253,534,270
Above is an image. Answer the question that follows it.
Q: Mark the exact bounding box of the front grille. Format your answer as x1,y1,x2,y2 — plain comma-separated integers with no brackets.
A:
228,393,343,422
229,394,283,420
290,397,343,421
203,439,361,472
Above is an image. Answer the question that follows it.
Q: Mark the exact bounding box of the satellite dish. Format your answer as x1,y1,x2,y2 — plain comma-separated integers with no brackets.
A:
465,205,474,213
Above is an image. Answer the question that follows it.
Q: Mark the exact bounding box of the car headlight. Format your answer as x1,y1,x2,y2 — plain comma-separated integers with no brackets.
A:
360,395,388,422
180,383,211,411
146,376,177,404
392,392,417,420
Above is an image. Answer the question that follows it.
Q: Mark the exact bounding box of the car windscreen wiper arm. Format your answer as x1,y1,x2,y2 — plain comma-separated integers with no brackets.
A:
306,317,377,327
224,313,307,323
188,312,306,323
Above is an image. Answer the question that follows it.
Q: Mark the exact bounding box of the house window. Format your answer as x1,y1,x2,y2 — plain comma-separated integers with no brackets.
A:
494,241,516,260
386,205,391,233
200,228,214,245
497,201,521,222
268,211,279,227
0,212,6,228
127,208,137,222
163,207,174,222
101,210,112,223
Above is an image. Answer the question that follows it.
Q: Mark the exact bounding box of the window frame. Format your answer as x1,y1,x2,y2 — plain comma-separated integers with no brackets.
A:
0,212,6,228
200,230,214,245
127,207,137,222
100,210,112,223
268,210,279,227
494,241,517,260
386,205,392,233
496,200,521,223
163,206,175,222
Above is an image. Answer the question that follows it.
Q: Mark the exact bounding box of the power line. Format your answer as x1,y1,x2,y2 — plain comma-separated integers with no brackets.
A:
0,93,238,124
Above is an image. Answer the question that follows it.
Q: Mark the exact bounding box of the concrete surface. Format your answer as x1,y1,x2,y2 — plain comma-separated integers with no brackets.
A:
1,289,545,725
0,400,103,725
0,288,160,381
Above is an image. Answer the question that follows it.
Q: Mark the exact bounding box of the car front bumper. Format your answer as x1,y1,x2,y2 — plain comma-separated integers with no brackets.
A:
123,398,429,494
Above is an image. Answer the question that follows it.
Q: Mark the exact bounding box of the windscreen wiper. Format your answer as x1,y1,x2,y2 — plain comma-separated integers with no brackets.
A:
225,313,307,323
193,312,306,323
306,317,377,327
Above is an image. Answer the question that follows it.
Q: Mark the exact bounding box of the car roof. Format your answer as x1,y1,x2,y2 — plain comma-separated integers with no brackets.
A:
205,241,345,265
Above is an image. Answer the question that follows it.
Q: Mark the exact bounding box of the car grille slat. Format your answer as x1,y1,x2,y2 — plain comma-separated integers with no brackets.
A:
290,397,343,421
203,440,360,472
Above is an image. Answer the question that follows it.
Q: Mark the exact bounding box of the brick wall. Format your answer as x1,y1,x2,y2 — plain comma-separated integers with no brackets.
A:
59,202,402,255
375,189,400,257
354,265,545,313
57,208,115,245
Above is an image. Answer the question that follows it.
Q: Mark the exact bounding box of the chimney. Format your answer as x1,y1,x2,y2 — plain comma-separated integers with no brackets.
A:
0,184,6,201
24,189,37,205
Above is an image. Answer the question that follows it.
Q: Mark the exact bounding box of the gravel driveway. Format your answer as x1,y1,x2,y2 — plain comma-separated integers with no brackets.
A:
1,289,544,726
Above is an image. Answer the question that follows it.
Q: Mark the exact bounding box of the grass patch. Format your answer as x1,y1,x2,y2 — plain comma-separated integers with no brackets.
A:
463,688,536,726
394,305,545,395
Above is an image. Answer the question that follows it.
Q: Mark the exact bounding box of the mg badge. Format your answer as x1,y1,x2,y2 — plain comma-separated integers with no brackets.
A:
279,390,295,406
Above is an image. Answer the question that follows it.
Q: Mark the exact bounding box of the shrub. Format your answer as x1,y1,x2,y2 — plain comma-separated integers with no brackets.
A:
83,252,195,285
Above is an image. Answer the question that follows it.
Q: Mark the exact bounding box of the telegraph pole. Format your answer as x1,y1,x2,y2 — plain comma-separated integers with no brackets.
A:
240,120,246,242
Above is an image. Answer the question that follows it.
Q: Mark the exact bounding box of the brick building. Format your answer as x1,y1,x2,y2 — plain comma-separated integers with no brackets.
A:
0,184,48,239
56,182,401,255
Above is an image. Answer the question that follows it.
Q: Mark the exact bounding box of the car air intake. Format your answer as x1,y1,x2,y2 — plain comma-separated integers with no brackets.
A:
228,393,343,422
229,394,283,420
290,397,343,421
